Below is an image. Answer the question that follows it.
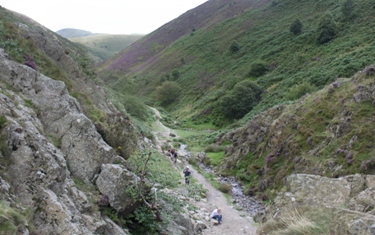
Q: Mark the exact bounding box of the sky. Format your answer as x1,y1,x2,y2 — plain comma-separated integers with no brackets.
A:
1,0,208,35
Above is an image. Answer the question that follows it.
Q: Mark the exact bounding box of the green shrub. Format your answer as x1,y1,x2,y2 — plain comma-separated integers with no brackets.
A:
285,82,317,101
341,0,356,20
218,183,232,193
229,41,240,53
316,11,337,44
290,19,303,35
249,61,269,77
218,80,262,119
154,81,181,105
0,201,27,235
171,70,180,80
123,95,149,121
204,144,225,153
188,156,198,166
0,116,7,129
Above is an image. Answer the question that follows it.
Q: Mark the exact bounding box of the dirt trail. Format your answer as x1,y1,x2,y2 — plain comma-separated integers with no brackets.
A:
191,165,258,235
150,107,258,235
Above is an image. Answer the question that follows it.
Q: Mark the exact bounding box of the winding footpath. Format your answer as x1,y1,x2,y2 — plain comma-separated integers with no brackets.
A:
150,107,258,235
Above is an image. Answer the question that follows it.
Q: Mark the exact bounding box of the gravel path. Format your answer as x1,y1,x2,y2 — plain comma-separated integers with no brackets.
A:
150,107,258,235
189,165,258,235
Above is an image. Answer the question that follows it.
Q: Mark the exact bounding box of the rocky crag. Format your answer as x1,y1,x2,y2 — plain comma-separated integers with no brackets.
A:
0,47,138,234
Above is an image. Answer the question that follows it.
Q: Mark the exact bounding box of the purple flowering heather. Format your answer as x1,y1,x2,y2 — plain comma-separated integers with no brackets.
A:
23,54,38,71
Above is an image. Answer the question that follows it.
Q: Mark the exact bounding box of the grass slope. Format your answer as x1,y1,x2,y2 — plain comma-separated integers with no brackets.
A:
71,34,144,62
220,68,375,199
100,0,375,128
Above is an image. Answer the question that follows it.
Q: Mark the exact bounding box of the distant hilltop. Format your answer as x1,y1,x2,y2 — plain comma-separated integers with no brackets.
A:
56,28,93,38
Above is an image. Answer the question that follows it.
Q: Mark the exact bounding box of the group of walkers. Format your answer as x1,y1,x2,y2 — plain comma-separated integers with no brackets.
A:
165,149,224,225
167,148,178,163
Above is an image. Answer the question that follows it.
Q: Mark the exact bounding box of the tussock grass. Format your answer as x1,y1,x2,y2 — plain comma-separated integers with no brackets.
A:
206,152,225,166
0,201,27,235
258,206,330,235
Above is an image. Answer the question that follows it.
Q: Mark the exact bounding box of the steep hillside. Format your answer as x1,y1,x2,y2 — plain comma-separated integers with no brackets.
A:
99,0,375,128
98,0,262,73
0,6,213,235
217,66,375,198
70,34,144,62
0,7,138,158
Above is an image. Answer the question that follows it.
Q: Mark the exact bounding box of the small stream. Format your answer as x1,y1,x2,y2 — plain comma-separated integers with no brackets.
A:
199,164,265,217
179,144,265,217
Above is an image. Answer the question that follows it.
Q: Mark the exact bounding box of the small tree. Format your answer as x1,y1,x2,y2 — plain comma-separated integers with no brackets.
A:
249,61,269,77
154,81,181,105
316,11,337,44
290,19,303,35
219,80,262,119
229,41,240,53
341,0,355,20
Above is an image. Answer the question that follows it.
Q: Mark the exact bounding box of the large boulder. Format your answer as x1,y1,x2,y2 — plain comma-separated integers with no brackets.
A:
329,209,375,235
277,174,365,208
96,164,139,214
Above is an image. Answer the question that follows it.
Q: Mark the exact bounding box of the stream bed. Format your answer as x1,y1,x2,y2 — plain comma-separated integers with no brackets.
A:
179,144,265,217
200,164,266,217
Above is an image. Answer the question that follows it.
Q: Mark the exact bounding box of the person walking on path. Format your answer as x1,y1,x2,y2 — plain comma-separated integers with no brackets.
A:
183,166,191,185
210,208,223,224
173,151,178,163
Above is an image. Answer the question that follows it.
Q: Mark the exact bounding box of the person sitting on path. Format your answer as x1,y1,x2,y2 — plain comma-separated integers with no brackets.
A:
210,208,222,224
183,166,191,184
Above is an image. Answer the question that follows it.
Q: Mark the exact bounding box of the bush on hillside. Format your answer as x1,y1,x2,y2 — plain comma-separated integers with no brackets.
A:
229,41,240,53
249,61,269,77
123,95,149,121
290,19,303,35
316,11,337,44
154,81,181,105
171,69,180,80
204,144,225,153
218,183,232,193
285,82,317,101
0,201,27,234
218,80,262,119
341,0,356,20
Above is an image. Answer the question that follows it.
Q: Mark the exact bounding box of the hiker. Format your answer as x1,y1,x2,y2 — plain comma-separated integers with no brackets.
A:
173,151,178,163
183,166,191,184
210,208,222,224
168,148,175,159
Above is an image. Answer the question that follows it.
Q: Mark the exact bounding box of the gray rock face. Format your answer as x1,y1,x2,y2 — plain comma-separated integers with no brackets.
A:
175,214,195,235
96,164,138,213
268,173,375,235
0,49,118,183
0,48,131,234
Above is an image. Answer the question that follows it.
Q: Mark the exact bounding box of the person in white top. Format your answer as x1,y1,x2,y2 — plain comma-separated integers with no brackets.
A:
210,208,222,223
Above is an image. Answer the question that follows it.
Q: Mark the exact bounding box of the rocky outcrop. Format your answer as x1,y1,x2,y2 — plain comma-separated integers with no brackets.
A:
264,174,375,234
13,17,138,161
0,48,133,234
96,164,139,214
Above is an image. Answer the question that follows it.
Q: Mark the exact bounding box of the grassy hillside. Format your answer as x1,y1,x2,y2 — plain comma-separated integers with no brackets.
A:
71,34,144,62
217,67,375,199
100,0,375,128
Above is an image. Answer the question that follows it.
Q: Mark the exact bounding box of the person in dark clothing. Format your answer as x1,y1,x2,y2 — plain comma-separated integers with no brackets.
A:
183,166,191,185
173,151,178,163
